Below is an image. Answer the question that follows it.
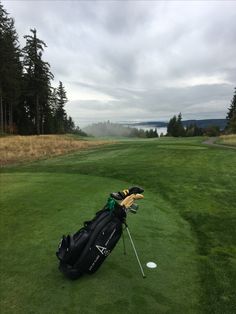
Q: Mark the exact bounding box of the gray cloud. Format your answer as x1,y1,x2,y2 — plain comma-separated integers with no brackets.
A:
66,82,232,126
4,0,236,126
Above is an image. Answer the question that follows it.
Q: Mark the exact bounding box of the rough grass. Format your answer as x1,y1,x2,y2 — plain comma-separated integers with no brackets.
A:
217,134,236,146
0,135,108,166
1,137,236,314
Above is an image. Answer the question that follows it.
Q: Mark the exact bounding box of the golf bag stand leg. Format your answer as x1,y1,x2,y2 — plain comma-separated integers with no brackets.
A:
124,224,146,278
122,227,126,255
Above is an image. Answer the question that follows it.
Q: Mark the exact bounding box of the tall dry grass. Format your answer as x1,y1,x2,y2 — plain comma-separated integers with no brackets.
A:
218,134,236,147
0,135,108,166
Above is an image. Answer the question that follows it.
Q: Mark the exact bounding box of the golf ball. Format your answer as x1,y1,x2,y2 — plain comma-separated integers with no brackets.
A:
146,262,157,268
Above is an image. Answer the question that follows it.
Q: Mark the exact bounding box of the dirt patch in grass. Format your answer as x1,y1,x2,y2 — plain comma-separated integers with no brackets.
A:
0,135,110,166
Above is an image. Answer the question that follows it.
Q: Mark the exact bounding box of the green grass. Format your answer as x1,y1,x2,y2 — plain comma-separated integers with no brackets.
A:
1,137,236,314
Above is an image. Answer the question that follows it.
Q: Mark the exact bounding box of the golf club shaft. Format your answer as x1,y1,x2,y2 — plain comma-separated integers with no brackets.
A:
126,226,146,278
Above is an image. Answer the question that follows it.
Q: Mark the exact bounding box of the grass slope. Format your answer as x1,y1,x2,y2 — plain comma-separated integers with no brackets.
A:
1,137,236,314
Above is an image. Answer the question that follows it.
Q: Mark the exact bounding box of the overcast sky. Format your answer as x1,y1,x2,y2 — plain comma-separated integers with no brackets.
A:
3,0,236,126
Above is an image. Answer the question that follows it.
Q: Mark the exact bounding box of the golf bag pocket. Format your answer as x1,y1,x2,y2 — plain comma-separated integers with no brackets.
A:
59,261,84,280
56,229,89,265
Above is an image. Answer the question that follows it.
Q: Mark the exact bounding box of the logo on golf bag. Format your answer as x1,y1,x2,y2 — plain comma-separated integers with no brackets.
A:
96,245,110,256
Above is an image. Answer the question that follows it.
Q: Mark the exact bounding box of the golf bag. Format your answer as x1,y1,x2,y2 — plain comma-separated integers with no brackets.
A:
56,187,144,280
56,200,126,279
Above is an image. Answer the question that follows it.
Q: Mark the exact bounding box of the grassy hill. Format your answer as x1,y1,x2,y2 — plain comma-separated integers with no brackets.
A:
1,137,235,313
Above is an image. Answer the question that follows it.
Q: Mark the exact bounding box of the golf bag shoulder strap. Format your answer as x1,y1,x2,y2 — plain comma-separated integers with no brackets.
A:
83,209,107,228
73,213,113,268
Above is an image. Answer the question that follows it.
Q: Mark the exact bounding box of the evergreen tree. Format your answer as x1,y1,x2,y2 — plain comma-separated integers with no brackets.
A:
47,84,76,134
167,114,181,136
65,116,75,133
0,3,22,133
154,128,159,137
47,87,58,132
185,123,203,137
22,28,53,134
145,128,158,138
137,128,146,138
42,88,54,134
55,81,67,133
167,113,185,137
73,126,87,136
226,88,236,134
0,4,77,135
167,115,177,136
176,113,185,136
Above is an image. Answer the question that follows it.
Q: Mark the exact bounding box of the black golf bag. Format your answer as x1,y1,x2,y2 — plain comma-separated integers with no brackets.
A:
56,200,127,279
56,187,144,280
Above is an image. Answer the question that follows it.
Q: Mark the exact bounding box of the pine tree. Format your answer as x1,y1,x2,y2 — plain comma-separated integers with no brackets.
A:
167,113,185,137
55,81,67,133
226,88,236,134
22,28,53,134
0,5,77,135
154,128,159,138
167,115,177,136
42,88,54,134
176,113,185,136
0,3,22,133
65,116,75,133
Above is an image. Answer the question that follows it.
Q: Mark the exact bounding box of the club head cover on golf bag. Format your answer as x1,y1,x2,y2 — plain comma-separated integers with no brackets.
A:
111,186,144,201
56,187,144,280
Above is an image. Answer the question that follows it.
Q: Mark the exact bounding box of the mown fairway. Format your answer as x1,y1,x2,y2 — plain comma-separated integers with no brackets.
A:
1,137,236,314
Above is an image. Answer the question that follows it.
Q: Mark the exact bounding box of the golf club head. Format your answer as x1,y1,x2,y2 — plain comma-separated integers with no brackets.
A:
111,186,144,200
129,203,139,214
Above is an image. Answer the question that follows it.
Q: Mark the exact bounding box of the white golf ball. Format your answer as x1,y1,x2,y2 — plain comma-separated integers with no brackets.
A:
146,262,157,268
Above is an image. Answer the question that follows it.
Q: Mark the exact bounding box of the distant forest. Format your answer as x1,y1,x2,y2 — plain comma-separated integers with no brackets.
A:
0,3,79,135
166,88,236,137
131,119,227,129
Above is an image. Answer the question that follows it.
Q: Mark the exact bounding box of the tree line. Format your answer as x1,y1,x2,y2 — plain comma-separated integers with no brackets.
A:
0,3,76,135
167,113,206,137
167,89,236,137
